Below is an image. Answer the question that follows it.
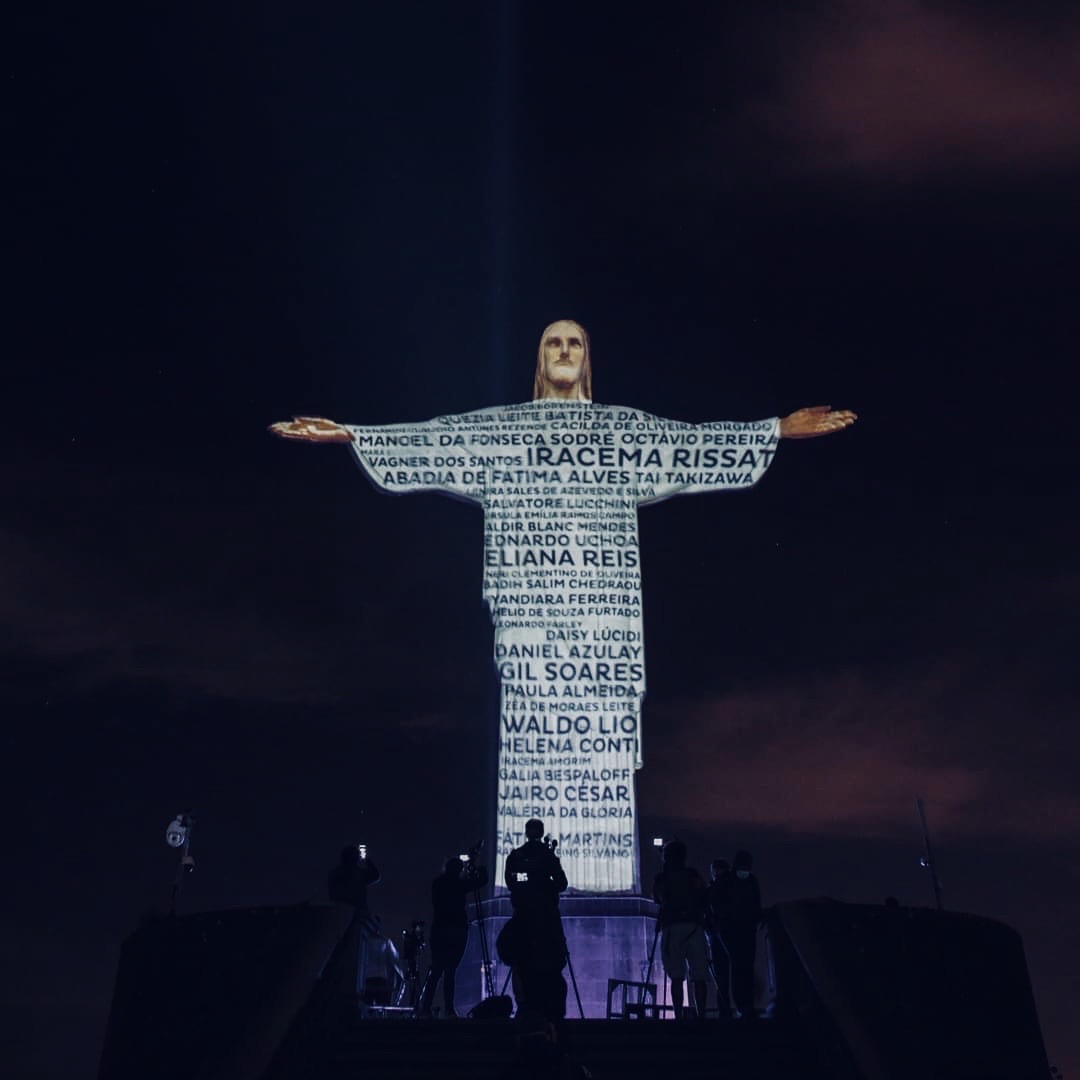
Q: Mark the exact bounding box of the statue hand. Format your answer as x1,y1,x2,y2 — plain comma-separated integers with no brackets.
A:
779,406,857,439
268,417,354,443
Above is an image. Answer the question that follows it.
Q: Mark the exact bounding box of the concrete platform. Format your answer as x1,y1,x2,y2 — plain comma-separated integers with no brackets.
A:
457,894,665,1018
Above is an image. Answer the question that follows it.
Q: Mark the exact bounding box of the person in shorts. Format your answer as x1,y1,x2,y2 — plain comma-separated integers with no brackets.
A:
652,840,709,1019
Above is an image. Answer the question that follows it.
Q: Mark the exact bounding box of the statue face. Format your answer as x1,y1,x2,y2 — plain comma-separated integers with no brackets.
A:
540,320,588,398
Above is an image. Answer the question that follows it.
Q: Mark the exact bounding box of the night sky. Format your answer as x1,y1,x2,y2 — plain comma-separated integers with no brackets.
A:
5,3,1079,1077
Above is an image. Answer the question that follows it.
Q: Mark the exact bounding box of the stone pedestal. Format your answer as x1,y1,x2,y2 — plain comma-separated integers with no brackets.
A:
457,895,663,1019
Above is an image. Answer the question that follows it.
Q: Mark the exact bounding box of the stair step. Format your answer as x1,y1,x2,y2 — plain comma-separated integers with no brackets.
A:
289,1017,830,1080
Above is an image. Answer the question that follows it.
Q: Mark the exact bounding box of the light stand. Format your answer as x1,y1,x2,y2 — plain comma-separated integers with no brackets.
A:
467,842,496,999
642,836,666,1015
916,797,944,910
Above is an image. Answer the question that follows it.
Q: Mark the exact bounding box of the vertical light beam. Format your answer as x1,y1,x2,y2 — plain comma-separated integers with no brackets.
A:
487,1,520,404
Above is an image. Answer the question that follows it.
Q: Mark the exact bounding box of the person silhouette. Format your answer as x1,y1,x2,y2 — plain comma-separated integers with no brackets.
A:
504,819,568,916
327,844,382,1006
499,819,570,1021
706,858,734,1018
723,849,762,1019
652,840,709,1019
328,844,381,910
417,855,489,1018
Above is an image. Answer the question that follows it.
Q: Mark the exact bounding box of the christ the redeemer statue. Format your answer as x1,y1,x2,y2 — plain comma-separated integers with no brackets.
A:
271,320,855,893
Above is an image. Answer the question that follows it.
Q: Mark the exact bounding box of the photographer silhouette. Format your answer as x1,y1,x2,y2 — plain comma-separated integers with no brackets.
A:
504,820,568,917
328,844,381,911
499,820,571,1021
418,851,489,1018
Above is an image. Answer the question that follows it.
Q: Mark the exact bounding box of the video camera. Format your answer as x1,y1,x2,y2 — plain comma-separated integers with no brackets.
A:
459,839,486,877
401,920,426,957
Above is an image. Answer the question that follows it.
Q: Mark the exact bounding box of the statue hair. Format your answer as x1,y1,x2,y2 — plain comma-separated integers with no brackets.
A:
533,319,592,401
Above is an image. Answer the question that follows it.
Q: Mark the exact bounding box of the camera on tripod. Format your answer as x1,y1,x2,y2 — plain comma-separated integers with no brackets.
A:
459,839,485,877
401,920,426,958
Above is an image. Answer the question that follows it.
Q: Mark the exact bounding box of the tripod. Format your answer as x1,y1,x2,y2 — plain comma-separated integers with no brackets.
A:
642,915,669,1017
705,929,733,1019
499,920,584,1019
472,882,496,998
564,935,584,1019
400,923,426,1009
643,915,660,988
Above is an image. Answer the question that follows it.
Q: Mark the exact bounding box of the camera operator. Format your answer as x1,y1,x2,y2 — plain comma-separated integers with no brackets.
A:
504,820,568,915
417,848,489,1018
499,820,569,1021
653,839,709,1020
706,858,734,1018
327,843,382,1008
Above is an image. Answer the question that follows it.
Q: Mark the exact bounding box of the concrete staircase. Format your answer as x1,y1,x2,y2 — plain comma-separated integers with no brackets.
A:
99,901,1053,1080
298,1016,830,1080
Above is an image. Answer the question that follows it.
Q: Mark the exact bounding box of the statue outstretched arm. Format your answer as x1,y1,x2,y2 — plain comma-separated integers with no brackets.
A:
268,417,353,443
271,412,491,503
633,405,852,504
779,406,857,439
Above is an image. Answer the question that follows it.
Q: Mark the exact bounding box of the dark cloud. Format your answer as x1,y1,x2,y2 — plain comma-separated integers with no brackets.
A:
747,0,1080,175
0,523,352,704
642,565,1080,840
0,456,487,714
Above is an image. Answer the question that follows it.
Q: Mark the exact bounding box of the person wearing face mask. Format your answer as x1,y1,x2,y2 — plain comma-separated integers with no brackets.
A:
724,850,762,1019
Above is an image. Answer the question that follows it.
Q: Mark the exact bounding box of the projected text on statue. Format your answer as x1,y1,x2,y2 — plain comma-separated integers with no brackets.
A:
271,317,856,895
346,401,778,893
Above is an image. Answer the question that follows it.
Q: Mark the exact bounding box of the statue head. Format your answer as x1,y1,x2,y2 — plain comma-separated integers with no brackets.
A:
533,319,592,401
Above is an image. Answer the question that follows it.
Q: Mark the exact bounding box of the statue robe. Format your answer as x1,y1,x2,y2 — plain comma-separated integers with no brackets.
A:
348,400,779,892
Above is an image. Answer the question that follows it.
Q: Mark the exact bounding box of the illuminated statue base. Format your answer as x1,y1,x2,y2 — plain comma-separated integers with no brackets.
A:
458,895,662,1019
